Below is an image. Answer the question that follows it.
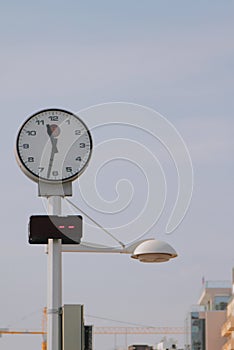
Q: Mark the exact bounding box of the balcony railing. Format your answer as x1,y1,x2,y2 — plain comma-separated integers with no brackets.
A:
222,337,234,350
204,281,232,289
190,305,205,312
221,316,234,337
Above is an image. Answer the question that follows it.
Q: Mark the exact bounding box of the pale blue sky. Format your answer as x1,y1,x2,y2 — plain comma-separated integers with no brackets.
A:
0,1,234,349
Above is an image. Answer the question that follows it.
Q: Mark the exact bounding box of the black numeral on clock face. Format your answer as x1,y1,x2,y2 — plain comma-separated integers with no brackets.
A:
36,120,44,125
66,167,72,172
23,144,29,149
49,116,59,121
26,130,36,136
52,170,59,176
28,157,34,162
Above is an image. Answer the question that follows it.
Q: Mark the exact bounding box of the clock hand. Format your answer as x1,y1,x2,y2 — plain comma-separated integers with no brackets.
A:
46,124,53,137
46,124,59,178
47,150,55,179
46,124,59,153
51,136,58,153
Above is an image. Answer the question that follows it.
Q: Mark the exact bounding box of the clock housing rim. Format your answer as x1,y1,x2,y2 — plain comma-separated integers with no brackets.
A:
15,108,93,183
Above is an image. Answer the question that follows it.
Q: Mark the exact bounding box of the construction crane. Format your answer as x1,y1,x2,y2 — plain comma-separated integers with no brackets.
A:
0,330,46,335
0,326,185,336
94,327,185,335
41,307,47,350
0,307,47,350
0,308,185,349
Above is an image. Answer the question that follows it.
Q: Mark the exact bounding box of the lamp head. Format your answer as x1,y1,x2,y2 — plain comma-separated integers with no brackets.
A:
131,239,178,263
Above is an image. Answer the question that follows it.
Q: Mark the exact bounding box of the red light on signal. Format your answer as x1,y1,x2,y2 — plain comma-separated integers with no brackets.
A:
58,225,75,229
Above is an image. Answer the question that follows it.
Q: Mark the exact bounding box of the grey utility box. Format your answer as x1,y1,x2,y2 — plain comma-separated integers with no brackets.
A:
62,304,84,350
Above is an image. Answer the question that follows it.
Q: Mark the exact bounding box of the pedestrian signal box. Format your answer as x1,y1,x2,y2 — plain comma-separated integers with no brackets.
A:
29,215,82,244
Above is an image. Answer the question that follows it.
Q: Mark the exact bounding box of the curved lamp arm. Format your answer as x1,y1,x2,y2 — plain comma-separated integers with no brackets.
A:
61,239,178,263
61,239,150,254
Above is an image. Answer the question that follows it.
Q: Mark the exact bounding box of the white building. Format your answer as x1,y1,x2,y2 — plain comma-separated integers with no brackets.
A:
156,337,177,350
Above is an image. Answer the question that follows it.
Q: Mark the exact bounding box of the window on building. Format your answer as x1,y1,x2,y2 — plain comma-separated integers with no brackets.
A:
214,296,230,310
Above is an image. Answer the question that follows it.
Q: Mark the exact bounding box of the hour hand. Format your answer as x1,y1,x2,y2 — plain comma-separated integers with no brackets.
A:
46,124,53,137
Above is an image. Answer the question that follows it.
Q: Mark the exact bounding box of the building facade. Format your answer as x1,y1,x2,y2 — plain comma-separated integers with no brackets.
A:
221,269,234,350
186,280,232,350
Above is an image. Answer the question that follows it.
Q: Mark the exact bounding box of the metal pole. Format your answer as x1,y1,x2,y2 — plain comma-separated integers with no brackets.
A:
47,196,62,350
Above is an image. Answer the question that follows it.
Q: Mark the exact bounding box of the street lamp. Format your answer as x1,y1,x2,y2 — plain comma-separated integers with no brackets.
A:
131,239,177,263
63,198,178,263
62,239,178,263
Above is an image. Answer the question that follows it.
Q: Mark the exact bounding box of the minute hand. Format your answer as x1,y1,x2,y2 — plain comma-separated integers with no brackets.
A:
46,125,59,178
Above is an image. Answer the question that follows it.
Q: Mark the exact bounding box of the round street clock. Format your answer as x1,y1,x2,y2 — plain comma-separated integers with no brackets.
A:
15,108,92,183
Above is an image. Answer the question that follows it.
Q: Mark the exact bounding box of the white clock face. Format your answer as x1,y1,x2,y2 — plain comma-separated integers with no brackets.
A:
16,109,92,183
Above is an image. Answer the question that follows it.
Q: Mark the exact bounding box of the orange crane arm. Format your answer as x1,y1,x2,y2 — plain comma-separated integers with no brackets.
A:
0,326,185,336
0,330,45,335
